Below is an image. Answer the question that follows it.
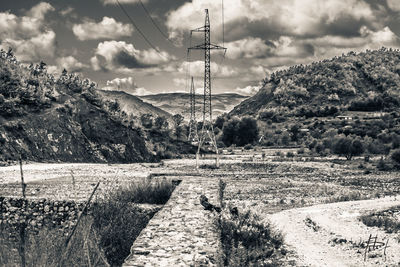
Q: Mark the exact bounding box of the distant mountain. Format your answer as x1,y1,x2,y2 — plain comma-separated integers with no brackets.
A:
0,53,154,163
97,90,172,119
231,47,400,118
139,93,248,120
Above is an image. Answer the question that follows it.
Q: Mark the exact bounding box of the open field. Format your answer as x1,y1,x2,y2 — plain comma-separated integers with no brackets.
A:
1,149,400,266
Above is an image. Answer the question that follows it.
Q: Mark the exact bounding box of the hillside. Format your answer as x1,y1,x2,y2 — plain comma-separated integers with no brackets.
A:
139,93,248,120
97,89,172,120
0,50,154,163
231,47,400,118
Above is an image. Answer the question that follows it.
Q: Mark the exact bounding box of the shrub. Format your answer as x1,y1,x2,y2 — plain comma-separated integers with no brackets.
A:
390,149,400,166
286,151,295,158
332,136,364,160
222,117,259,147
219,207,285,266
244,144,253,150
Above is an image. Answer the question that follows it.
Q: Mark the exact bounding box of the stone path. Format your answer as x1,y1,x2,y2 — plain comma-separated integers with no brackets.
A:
123,176,221,267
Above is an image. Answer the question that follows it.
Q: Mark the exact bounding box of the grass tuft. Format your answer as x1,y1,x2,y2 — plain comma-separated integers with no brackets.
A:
219,206,286,266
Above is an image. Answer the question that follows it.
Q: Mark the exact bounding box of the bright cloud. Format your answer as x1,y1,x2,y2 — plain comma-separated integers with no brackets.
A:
167,0,377,43
103,76,153,96
387,0,400,12
235,85,260,96
56,56,88,72
73,17,133,41
0,2,56,62
179,61,238,78
91,40,172,71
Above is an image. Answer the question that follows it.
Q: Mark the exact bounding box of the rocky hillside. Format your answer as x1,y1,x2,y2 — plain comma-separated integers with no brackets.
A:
0,50,154,163
97,89,172,120
231,47,400,118
140,93,248,120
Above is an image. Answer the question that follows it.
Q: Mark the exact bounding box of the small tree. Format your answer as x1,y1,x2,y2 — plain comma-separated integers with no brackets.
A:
172,114,184,139
140,113,153,129
332,137,364,160
154,116,168,130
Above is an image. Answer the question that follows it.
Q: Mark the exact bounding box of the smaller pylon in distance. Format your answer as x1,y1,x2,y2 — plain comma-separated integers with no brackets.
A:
188,77,199,143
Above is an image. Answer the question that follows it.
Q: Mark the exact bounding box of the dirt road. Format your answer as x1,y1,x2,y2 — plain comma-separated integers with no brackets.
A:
269,196,400,266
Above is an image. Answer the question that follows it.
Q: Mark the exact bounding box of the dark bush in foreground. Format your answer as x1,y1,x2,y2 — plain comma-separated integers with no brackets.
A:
360,206,400,233
219,207,286,266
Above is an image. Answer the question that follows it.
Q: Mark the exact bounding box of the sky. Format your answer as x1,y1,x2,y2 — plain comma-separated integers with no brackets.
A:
2,0,400,96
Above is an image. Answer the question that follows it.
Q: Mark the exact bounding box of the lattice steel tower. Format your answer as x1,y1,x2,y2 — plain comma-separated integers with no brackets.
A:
188,9,226,159
188,77,199,142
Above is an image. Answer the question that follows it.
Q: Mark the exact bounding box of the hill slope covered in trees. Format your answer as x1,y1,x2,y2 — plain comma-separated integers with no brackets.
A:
97,89,172,121
0,49,154,163
231,47,400,118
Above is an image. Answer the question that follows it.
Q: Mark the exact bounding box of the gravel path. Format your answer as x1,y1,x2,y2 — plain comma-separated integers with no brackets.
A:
269,195,400,266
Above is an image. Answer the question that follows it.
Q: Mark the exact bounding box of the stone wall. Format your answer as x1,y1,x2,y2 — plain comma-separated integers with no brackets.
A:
0,197,85,232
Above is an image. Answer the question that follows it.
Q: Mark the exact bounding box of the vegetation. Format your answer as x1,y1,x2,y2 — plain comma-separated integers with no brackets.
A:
360,206,400,233
219,207,286,266
0,178,176,266
221,116,259,147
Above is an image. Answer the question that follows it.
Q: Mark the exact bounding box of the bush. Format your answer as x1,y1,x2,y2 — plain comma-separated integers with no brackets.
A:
222,117,259,147
244,144,253,150
219,207,285,266
286,151,295,158
391,149,400,166
332,136,364,160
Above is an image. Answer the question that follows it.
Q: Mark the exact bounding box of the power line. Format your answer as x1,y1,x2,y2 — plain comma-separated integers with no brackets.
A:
138,0,177,46
115,0,168,60
222,0,224,47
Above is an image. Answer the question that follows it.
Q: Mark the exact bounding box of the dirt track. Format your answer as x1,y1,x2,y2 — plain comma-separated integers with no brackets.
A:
269,196,400,266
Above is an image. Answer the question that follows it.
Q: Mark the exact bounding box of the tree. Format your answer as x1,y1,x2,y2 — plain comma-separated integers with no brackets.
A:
332,137,364,160
289,124,300,141
221,116,258,147
172,114,184,139
154,116,168,130
140,113,153,129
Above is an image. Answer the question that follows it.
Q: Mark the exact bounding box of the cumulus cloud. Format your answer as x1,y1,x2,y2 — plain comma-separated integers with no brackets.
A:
166,0,378,43
387,0,400,12
101,0,147,5
73,17,133,41
26,2,55,20
0,2,56,62
103,77,153,96
235,85,260,96
179,61,238,78
91,40,172,72
56,56,88,72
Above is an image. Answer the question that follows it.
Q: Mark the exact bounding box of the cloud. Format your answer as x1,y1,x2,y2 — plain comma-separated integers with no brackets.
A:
91,40,172,71
56,56,88,72
101,0,147,5
166,0,379,43
0,2,56,62
73,17,133,41
235,85,260,96
60,7,75,17
387,0,400,12
26,2,55,20
179,60,238,78
225,37,271,59
103,76,153,96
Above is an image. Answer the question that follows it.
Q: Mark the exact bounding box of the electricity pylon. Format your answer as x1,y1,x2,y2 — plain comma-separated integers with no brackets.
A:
188,9,226,167
188,77,199,143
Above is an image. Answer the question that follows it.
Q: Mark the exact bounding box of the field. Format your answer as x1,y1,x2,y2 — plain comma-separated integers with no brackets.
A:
1,148,400,266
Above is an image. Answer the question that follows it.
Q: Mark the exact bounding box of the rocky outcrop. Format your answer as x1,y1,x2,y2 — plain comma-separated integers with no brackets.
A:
0,96,154,163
